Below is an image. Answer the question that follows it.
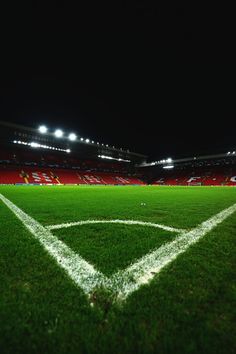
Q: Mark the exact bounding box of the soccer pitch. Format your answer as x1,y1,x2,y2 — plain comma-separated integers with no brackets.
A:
0,185,236,354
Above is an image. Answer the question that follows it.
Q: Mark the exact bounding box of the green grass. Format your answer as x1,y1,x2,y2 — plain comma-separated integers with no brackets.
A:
55,224,177,276
0,185,236,354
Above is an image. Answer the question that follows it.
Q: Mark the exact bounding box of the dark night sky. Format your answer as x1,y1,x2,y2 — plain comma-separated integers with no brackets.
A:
0,3,234,160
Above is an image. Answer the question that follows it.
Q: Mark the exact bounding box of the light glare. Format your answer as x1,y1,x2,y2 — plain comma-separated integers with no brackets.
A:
39,125,48,134
98,155,130,162
68,133,76,141
55,129,63,138
163,165,174,169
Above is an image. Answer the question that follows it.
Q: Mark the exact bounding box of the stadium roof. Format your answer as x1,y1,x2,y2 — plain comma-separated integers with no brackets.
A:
139,152,236,168
0,120,147,163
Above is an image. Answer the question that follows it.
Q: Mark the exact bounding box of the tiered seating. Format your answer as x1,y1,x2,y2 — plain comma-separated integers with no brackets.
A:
55,170,84,184
0,166,145,185
225,175,236,186
115,176,130,184
0,167,23,184
98,174,116,185
153,169,236,186
0,148,129,174
125,177,145,185
77,172,144,185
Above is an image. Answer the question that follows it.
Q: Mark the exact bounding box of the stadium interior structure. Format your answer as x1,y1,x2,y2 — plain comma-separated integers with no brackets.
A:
0,120,235,186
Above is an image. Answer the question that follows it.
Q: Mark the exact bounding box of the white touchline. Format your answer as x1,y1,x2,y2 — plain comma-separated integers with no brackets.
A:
46,219,186,234
1,192,236,303
0,193,108,295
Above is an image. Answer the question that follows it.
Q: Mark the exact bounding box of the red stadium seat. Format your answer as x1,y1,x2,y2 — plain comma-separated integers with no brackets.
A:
0,166,146,185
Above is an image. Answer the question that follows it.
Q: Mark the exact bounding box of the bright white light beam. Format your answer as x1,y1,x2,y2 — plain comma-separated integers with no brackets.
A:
163,165,174,169
38,125,48,134
55,129,64,138
68,133,77,141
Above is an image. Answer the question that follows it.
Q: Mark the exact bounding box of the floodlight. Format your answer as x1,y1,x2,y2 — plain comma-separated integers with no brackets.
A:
163,165,174,169
166,158,172,163
68,133,76,141
85,139,90,143
66,149,71,153
30,142,39,148
98,155,130,162
39,125,48,134
55,129,63,138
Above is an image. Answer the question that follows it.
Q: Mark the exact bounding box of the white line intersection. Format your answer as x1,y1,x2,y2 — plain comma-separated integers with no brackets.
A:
1,193,236,303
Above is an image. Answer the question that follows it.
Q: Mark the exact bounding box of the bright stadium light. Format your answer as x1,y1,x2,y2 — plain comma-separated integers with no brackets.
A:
68,133,76,141
166,158,172,163
38,125,48,134
163,165,174,169
98,155,130,162
80,138,84,141
30,142,40,148
13,140,69,153
85,139,90,143
54,129,63,138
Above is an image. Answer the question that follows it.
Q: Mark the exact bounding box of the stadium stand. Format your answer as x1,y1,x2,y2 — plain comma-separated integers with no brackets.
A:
152,168,236,186
0,141,146,185
0,165,145,185
0,121,235,186
1,149,236,186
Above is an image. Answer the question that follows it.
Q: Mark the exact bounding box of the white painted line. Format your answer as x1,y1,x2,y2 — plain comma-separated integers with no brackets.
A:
110,202,236,299
0,193,107,295
46,219,186,234
1,192,235,303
